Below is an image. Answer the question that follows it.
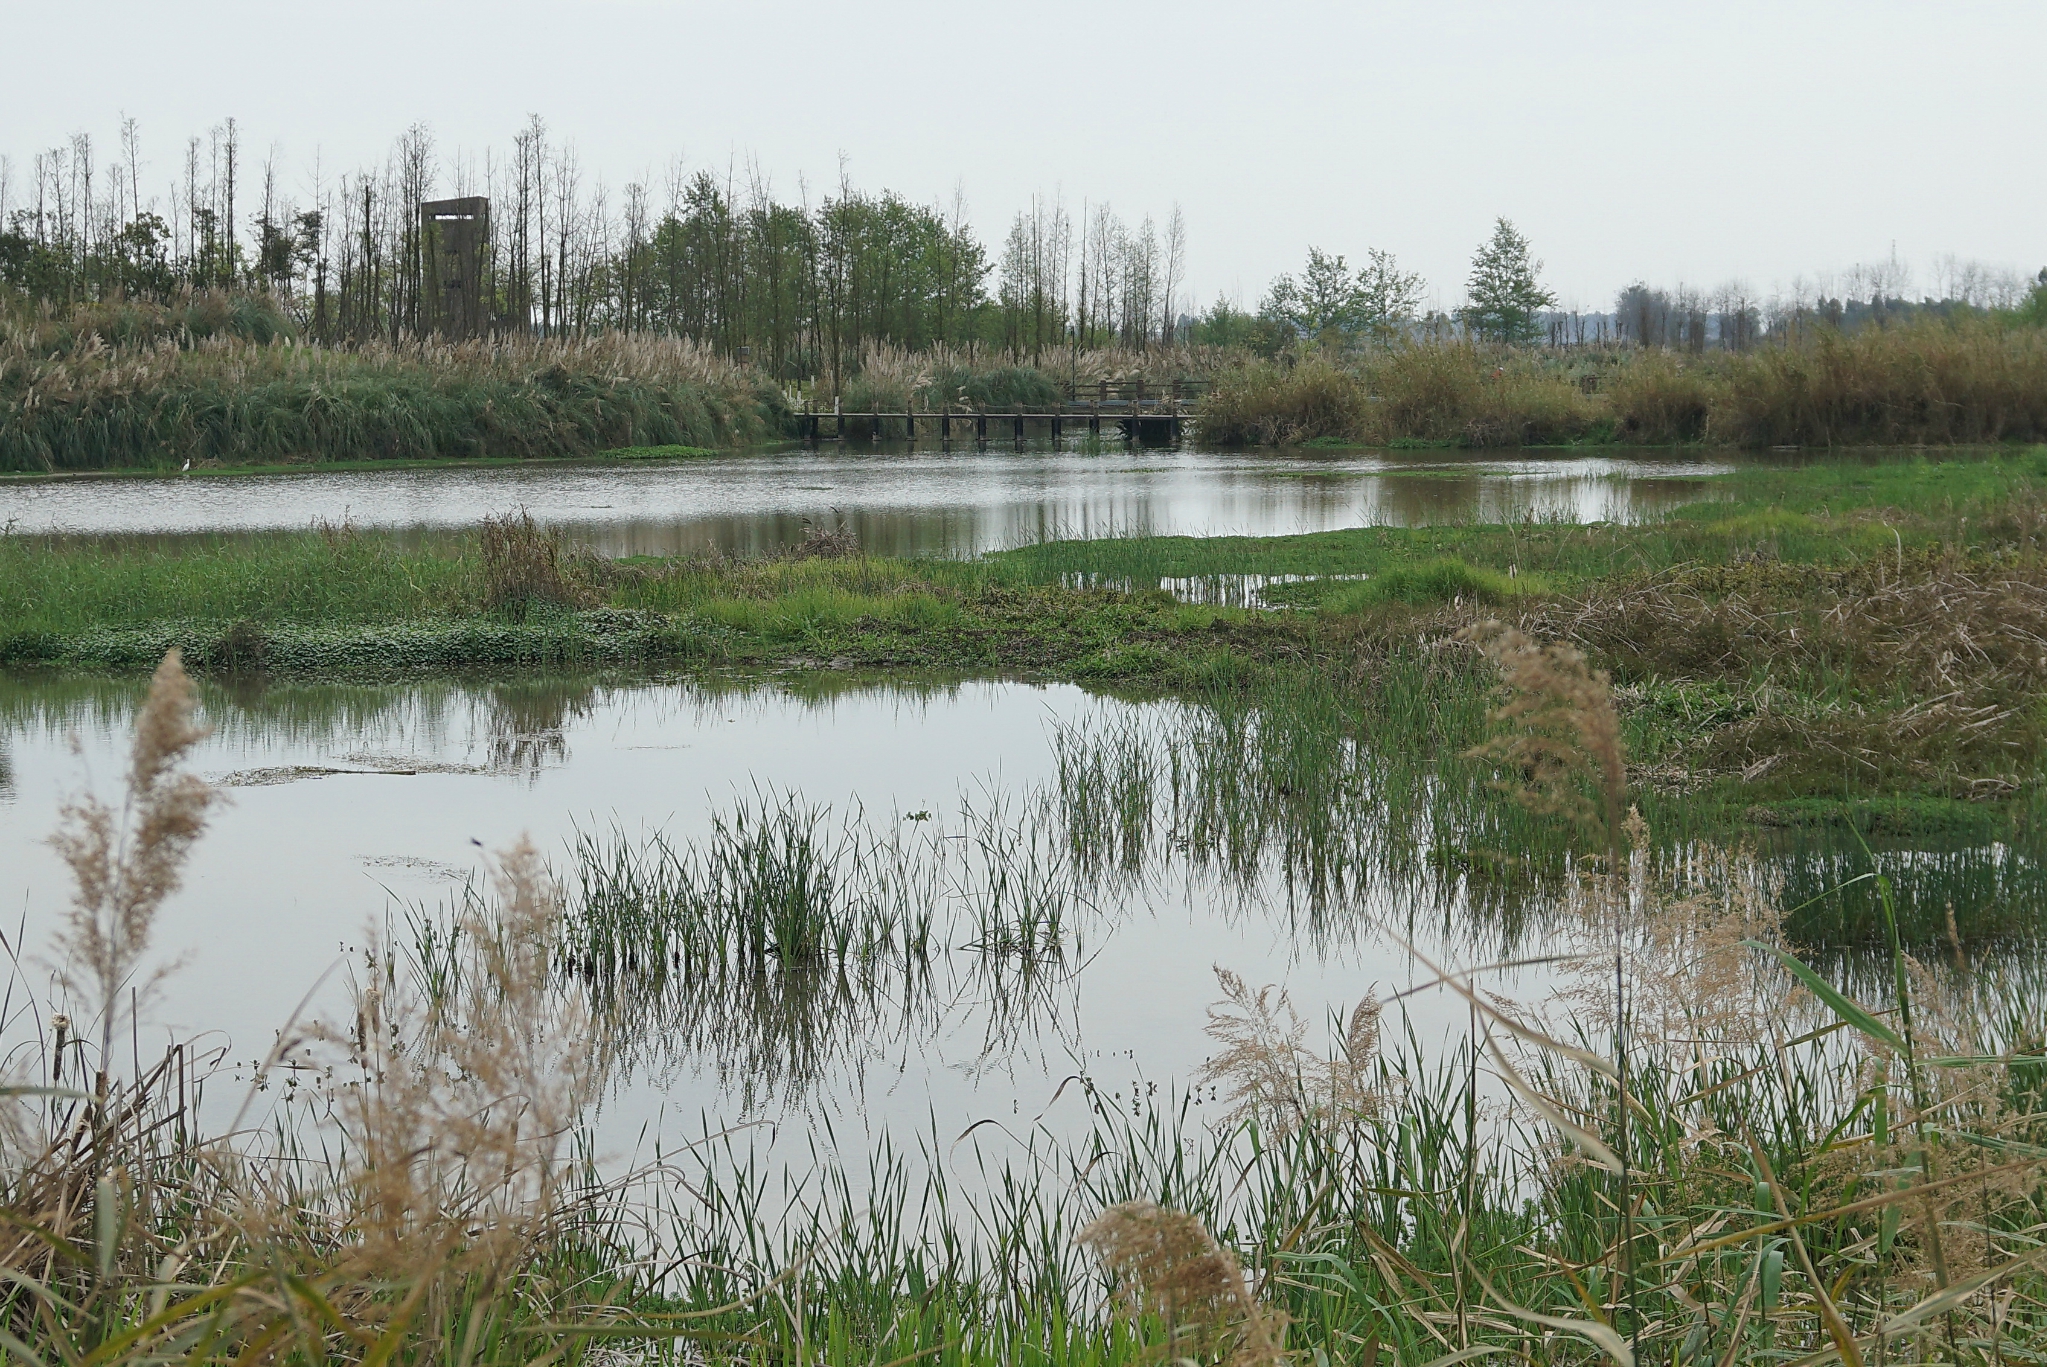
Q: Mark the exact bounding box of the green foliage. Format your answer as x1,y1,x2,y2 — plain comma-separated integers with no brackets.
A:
2005,272,2047,328
1259,245,1424,345
1188,294,1284,355
1459,217,1556,345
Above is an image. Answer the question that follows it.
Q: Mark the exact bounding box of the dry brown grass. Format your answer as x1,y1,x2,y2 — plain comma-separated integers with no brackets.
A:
1530,550,2047,793
1077,1200,1288,1367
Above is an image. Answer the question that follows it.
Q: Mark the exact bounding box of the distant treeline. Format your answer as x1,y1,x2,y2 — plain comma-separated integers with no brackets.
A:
0,118,1189,384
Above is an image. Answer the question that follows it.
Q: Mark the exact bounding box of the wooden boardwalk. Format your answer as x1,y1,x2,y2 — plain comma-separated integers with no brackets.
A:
800,378,1201,445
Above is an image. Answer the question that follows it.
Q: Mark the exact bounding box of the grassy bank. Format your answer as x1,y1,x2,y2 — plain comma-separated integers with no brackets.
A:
1200,321,2047,447
6,448,2047,823
0,328,796,472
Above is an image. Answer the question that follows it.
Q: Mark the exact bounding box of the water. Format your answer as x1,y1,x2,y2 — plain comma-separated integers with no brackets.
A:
0,670,1541,1150
0,446,1736,556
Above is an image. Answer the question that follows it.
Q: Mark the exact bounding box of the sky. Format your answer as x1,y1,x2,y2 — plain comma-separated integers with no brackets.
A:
4,0,2043,313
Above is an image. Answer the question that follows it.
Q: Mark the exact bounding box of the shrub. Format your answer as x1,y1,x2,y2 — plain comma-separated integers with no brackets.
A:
1607,351,1712,442
1197,359,1373,445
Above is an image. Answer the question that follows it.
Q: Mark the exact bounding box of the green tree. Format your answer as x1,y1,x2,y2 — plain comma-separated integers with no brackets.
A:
1261,246,1423,345
2011,268,2047,328
1460,217,1554,344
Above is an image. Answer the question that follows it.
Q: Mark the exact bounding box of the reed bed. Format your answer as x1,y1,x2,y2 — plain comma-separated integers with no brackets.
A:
0,325,798,471
1199,322,2047,448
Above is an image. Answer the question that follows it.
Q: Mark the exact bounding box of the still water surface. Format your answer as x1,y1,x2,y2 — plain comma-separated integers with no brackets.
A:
0,446,1735,556
0,670,1530,1155
2,668,2037,1194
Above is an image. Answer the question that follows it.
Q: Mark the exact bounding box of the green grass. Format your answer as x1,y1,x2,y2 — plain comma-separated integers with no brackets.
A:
604,443,720,460
991,446,2042,587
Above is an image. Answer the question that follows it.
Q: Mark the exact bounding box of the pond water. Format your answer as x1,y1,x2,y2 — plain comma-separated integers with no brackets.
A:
0,446,1736,556
3,668,2036,1179
0,669,1570,1161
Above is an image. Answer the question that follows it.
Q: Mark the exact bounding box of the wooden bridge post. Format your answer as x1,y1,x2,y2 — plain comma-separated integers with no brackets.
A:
975,412,987,444
940,405,951,442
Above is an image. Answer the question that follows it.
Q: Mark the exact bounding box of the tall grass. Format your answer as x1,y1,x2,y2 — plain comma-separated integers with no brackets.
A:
0,327,798,471
1200,321,2047,448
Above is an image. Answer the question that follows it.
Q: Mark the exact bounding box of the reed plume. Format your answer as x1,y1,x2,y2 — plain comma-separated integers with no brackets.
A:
1077,1200,1287,1367
1196,967,1382,1134
48,648,215,1083
1461,621,1627,863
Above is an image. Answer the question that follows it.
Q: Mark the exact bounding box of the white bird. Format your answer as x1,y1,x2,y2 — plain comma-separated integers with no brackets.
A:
181,459,191,472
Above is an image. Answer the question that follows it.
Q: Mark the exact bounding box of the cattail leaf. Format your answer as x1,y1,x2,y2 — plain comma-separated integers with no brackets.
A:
1415,1347,1515,1367
1465,1264,1634,1367
1759,1246,1783,1313
94,1176,119,1281
1742,940,1902,1050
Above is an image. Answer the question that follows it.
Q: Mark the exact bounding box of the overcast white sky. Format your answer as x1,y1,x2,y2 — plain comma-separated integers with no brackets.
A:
4,0,2043,311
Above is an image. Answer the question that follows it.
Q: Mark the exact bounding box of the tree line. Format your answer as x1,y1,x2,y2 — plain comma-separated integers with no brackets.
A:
1191,218,2045,357
0,117,1196,385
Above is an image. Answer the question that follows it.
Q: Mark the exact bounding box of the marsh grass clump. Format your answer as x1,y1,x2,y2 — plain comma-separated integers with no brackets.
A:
1198,323,2047,449
0,326,794,472
790,513,860,560
479,508,595,614
1197,357,1375,445
1322,557,1534,611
